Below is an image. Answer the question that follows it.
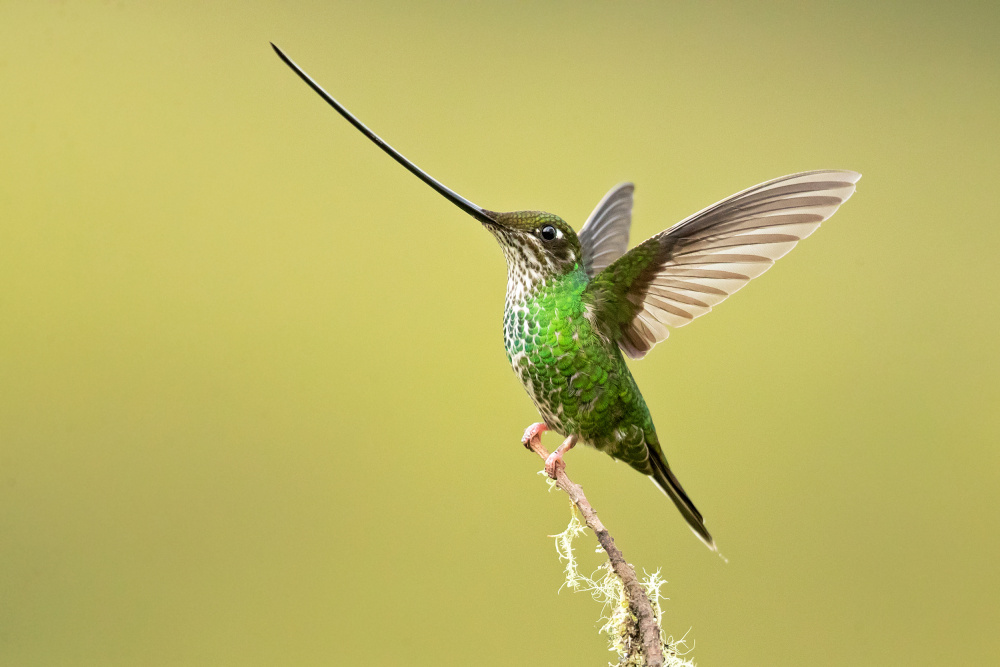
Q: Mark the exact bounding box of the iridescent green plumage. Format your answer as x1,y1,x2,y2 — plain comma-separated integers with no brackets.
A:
272,44,860,551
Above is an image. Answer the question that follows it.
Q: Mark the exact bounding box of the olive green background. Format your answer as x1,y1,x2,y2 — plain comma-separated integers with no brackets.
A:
2,2,998,665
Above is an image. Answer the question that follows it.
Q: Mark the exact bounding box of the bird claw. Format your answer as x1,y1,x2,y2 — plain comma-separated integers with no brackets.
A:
544,435,578,478
521,422,548,450
544,451,565,478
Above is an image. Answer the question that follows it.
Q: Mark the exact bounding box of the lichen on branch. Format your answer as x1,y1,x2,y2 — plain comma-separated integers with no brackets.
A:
550,503,695,667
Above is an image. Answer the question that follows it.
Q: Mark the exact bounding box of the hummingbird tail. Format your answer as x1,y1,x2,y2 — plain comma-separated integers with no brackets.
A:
648,456,717,552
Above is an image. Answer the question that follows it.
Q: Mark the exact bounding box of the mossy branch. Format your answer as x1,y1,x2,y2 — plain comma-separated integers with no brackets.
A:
525,440,667,667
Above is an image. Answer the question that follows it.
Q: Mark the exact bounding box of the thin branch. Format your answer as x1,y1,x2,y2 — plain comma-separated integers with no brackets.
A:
526,440,665,667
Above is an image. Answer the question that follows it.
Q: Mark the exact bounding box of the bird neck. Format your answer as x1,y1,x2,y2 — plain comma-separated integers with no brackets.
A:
504,260,587,314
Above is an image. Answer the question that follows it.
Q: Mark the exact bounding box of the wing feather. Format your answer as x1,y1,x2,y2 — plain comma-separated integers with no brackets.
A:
583,170,860,359
578,183,635,278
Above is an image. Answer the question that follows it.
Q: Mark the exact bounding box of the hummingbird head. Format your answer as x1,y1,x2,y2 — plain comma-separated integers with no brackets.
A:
482,211,582,283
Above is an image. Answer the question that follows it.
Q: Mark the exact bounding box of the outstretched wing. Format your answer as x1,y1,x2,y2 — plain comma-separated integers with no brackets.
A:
577,183,634,278
583,170,861,360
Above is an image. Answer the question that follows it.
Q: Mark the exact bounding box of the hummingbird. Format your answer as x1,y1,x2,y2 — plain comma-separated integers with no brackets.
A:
271,44,859,551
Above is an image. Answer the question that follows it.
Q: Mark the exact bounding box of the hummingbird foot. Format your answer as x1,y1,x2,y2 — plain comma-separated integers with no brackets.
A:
544,435,578,478
521,422,549,450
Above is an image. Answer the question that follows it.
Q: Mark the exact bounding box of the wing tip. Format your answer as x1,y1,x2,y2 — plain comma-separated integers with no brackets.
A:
825,169,862,191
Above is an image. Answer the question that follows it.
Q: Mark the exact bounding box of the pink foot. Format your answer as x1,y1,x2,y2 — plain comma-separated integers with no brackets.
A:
544,451,565,478
521,422,548,450
544,435,578,478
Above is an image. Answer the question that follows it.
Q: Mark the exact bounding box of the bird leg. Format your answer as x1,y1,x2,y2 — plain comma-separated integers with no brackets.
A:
521,422,549,450
544,434,578,478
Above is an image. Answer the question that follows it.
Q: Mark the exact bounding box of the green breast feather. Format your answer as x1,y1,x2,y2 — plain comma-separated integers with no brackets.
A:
503,264,656,474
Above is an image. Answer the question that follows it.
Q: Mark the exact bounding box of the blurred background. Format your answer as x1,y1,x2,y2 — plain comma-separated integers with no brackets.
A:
2,1,998,665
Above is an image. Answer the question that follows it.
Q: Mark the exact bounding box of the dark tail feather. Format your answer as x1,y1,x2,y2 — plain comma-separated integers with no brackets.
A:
648,455,717,552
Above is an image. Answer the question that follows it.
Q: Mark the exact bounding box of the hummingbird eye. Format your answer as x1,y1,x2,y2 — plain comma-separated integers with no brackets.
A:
539,225,558,241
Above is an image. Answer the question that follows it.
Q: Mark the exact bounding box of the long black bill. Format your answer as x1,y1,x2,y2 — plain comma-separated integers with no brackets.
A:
271,43,496,225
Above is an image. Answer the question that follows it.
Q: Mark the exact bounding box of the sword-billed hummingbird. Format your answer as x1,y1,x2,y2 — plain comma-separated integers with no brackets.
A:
271,44,859,551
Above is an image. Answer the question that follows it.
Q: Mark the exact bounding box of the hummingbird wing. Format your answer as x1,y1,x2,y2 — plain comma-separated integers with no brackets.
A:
577,183,634,278
583,170,860,359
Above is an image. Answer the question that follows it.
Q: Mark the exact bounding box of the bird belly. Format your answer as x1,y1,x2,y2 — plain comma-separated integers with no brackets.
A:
506,320,645,449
